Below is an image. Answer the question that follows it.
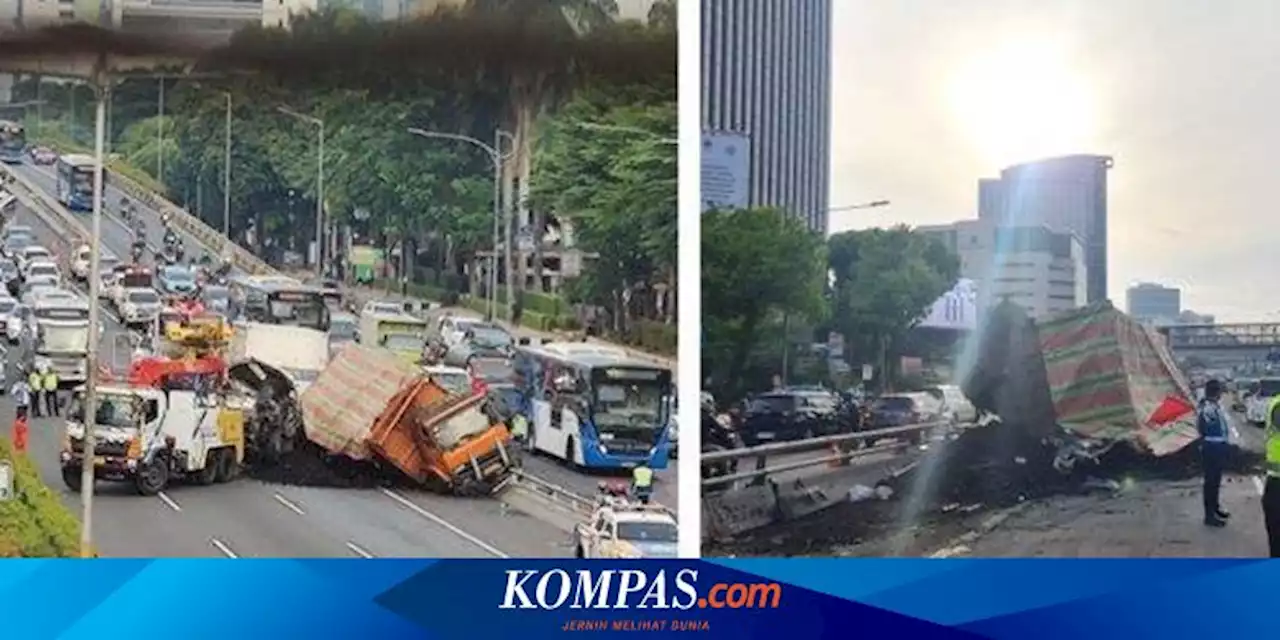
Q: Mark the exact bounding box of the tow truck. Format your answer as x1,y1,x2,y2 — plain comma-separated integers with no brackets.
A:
60,354,245,495
573,491,678,558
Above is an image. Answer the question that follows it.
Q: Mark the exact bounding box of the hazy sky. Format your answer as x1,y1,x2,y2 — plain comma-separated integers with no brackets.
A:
828,0,1280,321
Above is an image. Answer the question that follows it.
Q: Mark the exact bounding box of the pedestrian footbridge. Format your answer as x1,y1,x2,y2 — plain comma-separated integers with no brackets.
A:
1160,322,1280,365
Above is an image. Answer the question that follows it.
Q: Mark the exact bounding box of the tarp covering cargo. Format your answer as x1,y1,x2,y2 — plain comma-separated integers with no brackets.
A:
300,342,420,459
1037,302,1198,456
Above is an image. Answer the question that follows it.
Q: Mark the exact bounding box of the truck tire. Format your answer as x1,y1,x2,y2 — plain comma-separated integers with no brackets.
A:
135,456,170,496
194,450,219,485
214,449,238,483
62,466,83,492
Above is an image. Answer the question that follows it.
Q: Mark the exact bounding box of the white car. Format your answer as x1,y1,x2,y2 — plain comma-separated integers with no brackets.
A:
574,503,677,559
16,245,51,271
6,304,28,344
119,288,162,326
20,275,58,304
421,364,473,396
925,384,979,424
22,259,62,287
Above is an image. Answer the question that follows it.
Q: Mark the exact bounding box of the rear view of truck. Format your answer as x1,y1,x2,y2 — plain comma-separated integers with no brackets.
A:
301,343,515,494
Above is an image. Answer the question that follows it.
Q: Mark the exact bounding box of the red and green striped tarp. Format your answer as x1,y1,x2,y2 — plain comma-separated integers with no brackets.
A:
1037,302,1198,456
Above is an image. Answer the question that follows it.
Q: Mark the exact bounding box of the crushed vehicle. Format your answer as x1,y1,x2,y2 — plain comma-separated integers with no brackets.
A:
962,300,1200,467
297,343,517,495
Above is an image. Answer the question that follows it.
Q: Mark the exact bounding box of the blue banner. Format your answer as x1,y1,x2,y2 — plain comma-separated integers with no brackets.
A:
1,559,1272,639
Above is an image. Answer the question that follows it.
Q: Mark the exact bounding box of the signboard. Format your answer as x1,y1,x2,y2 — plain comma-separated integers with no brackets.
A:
701,131,750,212
861,364,874,381
918,278,978,331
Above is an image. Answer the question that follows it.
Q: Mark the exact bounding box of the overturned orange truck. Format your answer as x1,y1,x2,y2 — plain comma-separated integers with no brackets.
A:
300,343,517,495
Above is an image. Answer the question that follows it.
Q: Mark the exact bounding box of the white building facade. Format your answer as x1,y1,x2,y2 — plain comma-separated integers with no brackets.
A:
920,219,1087,320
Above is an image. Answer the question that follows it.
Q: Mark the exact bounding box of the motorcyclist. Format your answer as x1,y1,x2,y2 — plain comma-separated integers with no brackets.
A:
130,239,146,263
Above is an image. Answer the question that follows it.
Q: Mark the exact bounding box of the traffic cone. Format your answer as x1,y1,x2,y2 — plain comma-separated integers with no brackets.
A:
11,416,28,454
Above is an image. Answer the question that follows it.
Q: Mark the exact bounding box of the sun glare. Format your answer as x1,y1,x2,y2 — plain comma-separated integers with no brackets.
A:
947,39,1098,169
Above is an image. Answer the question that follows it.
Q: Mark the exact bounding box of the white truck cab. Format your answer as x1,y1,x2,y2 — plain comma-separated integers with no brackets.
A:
573,502,678,559
60,383,246,495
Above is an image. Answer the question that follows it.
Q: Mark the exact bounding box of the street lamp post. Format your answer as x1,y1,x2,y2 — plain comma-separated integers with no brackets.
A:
405,127,514,322
278,107,324,277
779,199,891,386
79,80,110,558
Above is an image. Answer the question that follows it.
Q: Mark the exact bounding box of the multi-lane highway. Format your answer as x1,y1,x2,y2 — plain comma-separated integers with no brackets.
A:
9,203,573,558
11,160,677,508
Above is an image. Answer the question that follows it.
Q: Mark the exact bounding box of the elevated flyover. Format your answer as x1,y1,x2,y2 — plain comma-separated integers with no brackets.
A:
1159,322,1280,366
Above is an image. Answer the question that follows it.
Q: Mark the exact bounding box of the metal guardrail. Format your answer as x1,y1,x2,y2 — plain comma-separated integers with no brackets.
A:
105,169,278,277
507,470,596,515
701,420,957,487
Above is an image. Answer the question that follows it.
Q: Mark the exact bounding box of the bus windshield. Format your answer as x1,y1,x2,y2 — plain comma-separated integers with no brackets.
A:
0,121,25,154
60,162,93,196
267,290,329,331
590,368,670,436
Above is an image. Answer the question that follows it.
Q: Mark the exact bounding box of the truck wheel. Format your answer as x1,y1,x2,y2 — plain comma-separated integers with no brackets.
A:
62,466,83,493
135,456,170,496
195,450,219,485
215,449,238,483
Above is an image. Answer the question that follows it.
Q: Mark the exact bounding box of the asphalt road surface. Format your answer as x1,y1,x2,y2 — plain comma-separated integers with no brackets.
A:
12,162,678,511
9,204,570,558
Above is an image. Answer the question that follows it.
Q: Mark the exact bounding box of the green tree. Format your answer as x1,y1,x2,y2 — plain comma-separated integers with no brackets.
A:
702,208,827,398
827,226,959,390
531,86,676,327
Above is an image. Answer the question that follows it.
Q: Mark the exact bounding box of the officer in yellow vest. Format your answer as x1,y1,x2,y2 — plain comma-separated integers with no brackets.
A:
631,463,654,505
42,366,59,417
1263,395,1280,557
26,367,42,418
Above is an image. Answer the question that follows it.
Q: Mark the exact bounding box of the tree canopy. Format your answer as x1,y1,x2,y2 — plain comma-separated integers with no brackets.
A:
13,2,677,352
701,208,827,398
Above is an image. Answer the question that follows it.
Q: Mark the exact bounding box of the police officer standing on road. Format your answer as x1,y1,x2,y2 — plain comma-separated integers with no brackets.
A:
42,364,59,417
630,463,654,505
1263,394,1280,556
1196,379,1232,527
26,365,42,418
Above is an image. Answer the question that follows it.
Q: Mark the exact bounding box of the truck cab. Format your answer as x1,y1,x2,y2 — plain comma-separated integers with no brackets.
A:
59,380,245,495
360,309,429,364
574,503,678,558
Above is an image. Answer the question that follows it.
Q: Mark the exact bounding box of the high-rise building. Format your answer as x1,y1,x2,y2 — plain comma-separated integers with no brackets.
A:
1127,283,1181,324
919,218,1088,319
978,154,1114,303
701,0,833,232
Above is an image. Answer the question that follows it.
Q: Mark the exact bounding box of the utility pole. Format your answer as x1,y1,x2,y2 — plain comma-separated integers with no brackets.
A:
156,77,164,183
79,74,109,558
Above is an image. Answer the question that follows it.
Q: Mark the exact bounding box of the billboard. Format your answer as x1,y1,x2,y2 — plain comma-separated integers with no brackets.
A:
701,131,750,211
918,278,978,331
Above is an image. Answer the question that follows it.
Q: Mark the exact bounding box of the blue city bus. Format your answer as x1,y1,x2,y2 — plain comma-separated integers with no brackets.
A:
0,120,25,164
56,154,96,211
513,342,672,470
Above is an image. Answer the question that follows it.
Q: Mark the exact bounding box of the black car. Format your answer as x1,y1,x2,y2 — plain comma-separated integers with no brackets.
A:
736,389,846,447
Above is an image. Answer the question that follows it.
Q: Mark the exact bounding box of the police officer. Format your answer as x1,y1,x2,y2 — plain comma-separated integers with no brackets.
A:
630,463,654,505
42,365,59,417
1196,379,1231,527
1263,394,1280,556
26,366,42,418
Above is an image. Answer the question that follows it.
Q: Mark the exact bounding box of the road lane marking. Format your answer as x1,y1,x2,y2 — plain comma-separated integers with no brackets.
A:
379,487,509,558
272,492,306,516
210,538,238,558
345,541,375,558
157,491,182,512
1254,476,1265,496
